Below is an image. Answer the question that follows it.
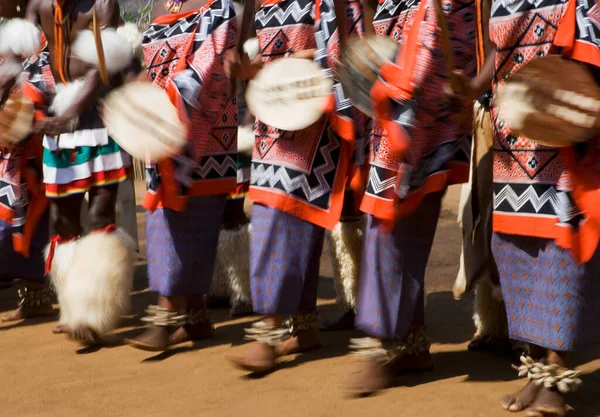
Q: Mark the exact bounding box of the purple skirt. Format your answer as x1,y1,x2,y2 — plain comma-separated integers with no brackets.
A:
146,196,226,297
492,233,600,351
0,212,49,282
356,191,444,340
250,204,325,315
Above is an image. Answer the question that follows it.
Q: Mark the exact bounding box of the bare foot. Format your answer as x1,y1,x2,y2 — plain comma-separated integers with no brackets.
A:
168,320,214,346
320,310,355,332
348,359,390,397
229,341,277,373
502,380,542,412
69,326,100,346
53,324,70,334
524,387,567,417
2,304,54,322
125,326,170,351
273,327,322,357
230,301,253,317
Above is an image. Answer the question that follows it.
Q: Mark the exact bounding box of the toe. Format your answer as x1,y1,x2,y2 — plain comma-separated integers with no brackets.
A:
501,396,516,410
509,401,525,412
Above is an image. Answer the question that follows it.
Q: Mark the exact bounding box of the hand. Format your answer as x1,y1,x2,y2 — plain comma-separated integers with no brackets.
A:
223,49,241,80
444,70,477,120
33,116,76,137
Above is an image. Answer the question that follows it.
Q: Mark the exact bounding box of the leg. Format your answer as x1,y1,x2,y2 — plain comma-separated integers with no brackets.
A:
230,204,324,373
211,197,253,317
322,189,365,331
494,233,600,415
60,185,134,344
64,185,118,344
48,193,85,335
127,196,225,351
1,211,53,322
349,191,443,396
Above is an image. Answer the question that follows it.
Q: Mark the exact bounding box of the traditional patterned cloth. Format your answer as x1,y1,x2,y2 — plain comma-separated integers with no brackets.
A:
21,34,131,199
0,53,49,258
250,203,325,315
490,0,600,262
249,0,353,230
146,196,226,296
141,1,238,212
359,0,475,224
356,191,443,340
314,0,370,203
492,232,600,351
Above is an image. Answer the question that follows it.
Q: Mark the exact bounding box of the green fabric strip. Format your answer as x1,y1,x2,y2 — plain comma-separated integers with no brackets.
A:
43,138,122,168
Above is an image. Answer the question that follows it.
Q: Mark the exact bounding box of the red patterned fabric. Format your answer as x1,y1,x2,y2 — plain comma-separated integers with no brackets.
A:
0,38,50,257
360,0,475,224
141,0,239,213
249,0,353,230
490,0,600,262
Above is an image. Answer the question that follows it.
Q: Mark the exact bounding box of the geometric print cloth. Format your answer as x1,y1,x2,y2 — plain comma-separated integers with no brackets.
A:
492,232,600,352
249,0,350,230
146,196,226,296
490,0,600,262
360,0,475,223
142,0,238,212
249,203,325,315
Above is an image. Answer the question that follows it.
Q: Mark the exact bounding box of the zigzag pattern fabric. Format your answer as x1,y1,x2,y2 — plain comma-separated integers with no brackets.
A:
490,0,600,262
142,0,238,212
359,0,475,223
249,0,352,230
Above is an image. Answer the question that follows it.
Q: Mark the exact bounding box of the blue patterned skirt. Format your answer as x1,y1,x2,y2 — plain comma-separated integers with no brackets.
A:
492,233,600,351
146,196,226,297
356,191,444,340
250,204,325,315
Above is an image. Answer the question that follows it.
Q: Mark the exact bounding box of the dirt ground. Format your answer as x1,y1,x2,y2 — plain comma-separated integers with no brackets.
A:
1,185,599,417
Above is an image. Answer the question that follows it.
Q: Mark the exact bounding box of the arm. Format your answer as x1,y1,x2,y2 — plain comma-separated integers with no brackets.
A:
362,0,377,36
34,0,122,136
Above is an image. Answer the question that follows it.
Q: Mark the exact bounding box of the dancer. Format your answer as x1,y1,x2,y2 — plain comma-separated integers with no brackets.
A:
0,0,138,344
347,0,475,395
0,0,51,321
456,0,600,414
125,0,239,351
229,0,365,373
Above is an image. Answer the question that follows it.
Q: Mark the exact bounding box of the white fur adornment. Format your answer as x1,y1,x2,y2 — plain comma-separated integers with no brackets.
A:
243,37,260,61
72,29,133,75
211,223,251,304
55,229,135,336
472,278,508,339
117,23,144,62
46,240,78,327
327,218,365,312
49,79,85,120
0,60,24,80
0,19,41,57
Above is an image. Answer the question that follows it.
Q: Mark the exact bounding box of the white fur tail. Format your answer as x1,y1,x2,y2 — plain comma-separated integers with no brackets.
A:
211,224,252,304
327,218,365,312
46,240,78,326
56,229,135,336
